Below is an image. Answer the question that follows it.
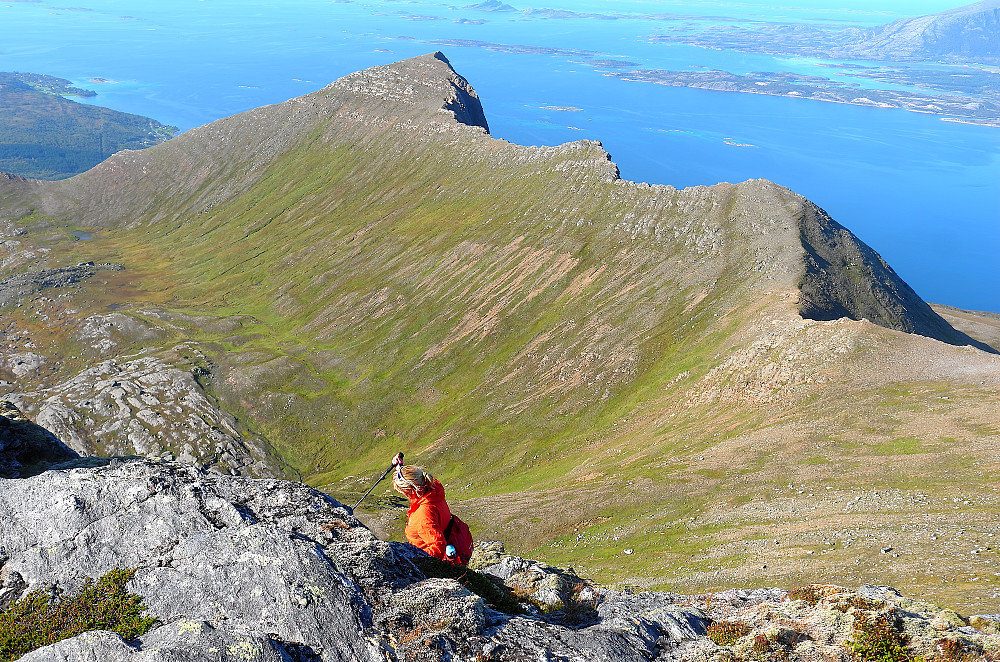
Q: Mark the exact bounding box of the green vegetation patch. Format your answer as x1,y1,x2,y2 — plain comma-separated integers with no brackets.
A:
706,620,750,646
846,609,919,662
870,437,924,456
0,568,155,662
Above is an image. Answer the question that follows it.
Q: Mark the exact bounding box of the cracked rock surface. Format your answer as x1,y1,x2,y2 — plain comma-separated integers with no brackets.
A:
7,353,279,476
0,439,715,661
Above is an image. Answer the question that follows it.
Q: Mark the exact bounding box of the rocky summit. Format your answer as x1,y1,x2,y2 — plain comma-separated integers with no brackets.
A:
1,51,999,631
2,409,999,661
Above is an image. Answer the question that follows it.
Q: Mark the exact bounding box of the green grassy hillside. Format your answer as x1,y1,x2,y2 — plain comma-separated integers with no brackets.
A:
2,53,998,613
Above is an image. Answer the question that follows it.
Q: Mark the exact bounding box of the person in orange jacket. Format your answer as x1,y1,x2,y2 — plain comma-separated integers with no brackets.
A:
391,455,460,563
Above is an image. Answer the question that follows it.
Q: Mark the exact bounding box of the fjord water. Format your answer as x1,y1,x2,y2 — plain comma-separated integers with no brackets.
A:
1,0,996,312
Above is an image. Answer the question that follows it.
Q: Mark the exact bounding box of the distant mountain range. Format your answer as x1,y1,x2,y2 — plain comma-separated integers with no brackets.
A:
0,73,177,180
653,1,1000,65
463,0,517,11
845,0,1000,63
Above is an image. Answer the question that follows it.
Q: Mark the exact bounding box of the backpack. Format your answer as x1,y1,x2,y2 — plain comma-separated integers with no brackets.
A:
443,513,473,565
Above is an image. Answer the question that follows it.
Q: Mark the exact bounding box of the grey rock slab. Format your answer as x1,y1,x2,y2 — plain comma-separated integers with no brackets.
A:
479,555,532,581
475,589,709,661
0,458,395,662
19,625,296,662
857,583,905,603
595,592,708,646
705,586,787,607
485,616,716,662
18,631,143,662
139,620,299,662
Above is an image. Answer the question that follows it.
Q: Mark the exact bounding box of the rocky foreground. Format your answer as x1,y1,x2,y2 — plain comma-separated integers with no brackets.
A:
2,405,999,661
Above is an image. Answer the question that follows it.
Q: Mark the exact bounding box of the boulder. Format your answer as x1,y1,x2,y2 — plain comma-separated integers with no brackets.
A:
0,400,78,478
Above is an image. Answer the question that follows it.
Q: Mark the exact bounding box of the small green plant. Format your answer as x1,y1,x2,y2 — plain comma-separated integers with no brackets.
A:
786,585,824,606
0,568,155,662
846,610,920,662
752,632,772,654
706,620,750,646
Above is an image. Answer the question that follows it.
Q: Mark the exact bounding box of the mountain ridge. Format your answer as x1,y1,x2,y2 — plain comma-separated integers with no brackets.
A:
0,54,974,349
1,53,998,612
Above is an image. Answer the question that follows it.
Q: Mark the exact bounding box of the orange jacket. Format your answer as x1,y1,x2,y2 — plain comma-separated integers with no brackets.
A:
404,479,451,561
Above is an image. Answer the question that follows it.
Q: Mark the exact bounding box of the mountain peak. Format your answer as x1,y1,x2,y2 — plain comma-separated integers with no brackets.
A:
326,51,490,133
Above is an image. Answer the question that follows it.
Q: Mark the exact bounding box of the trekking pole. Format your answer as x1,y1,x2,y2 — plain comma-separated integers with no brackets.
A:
352,452,403,511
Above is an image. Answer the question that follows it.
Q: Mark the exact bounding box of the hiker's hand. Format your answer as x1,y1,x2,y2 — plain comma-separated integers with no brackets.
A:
391,452,404,467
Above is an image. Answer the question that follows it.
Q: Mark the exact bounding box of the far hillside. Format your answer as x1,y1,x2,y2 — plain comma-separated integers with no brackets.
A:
0,73,177,180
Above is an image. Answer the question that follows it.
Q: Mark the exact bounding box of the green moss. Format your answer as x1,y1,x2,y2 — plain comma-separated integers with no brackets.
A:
871,437,924,456
0,568,155,662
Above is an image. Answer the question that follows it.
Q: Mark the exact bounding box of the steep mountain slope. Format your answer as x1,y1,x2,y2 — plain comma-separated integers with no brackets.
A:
1,53,998,612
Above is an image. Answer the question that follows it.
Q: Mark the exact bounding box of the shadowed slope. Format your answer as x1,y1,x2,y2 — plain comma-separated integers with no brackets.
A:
797,203,994,352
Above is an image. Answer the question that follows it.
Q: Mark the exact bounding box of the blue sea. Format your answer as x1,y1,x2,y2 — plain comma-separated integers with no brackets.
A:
1,0,997,312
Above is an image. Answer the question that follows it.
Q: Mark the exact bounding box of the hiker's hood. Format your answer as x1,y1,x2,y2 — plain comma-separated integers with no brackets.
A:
408,479,445,511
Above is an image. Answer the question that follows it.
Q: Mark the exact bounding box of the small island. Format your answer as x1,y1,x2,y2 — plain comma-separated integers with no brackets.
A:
604,67,1000,127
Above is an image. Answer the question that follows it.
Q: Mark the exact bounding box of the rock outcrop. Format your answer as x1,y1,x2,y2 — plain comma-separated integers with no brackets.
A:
0,262,123,307
8,353,281,477
0,453,716,661
330,51,490,133
0,401,77,478
2,412,999,661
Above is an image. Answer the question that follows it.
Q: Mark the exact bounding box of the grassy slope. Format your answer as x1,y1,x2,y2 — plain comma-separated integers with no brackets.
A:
4,56,999,613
